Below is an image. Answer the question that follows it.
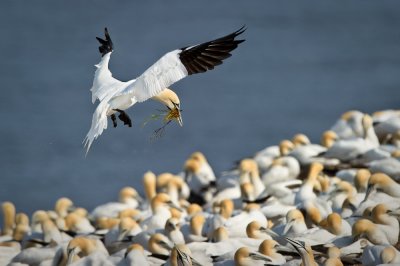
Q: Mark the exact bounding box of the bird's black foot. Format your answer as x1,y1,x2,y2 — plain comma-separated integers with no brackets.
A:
114,109,132,127
111,114,117,128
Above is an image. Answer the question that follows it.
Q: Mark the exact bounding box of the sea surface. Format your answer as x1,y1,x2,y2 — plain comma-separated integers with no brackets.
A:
1,1,400,215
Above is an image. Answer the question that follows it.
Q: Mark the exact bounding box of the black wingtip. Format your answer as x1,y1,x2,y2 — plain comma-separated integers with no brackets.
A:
235,25,247,36
96,27,113,57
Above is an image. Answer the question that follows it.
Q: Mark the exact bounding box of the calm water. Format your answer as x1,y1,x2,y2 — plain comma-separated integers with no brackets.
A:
1,1,400,215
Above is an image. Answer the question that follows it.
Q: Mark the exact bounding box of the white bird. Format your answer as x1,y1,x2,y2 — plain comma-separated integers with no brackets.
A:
90,187,142,220
83,27,245,152
330,110,365,139
323,115,380,162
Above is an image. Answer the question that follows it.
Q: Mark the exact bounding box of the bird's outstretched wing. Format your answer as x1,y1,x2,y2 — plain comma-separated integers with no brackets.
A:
90,28,131,103
123,26,246,102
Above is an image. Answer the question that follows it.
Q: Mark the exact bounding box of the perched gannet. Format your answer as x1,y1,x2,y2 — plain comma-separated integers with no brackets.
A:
224,204,267,238
67,236,111,265
238,159,265,198
261,156,300,186
246,221,272,240
230,246,277,266
183,213,208,243
253,145,280,172
164,217,185,245
329,181,358,213
258,239,286,264
319,213,351,236
323,114,379,162
84,26,245,152
330,110,365,139
140,193,181,231
90,187,142,219
1,201,16,237
207,199,234,237
31,210,50,233
148,233,173,260
184,152,216,204
361,245,400,266
12,213,30,242
143,171,157,204
365,173,400,198
285,237,318,266
168,244,212,266
65,212,95,234
120,244,149,266
55,197,75,219
370,204,399,245
289,134,328,166
352,219,391,245
368,156,400,181
282,209,308,237
323,246,343,266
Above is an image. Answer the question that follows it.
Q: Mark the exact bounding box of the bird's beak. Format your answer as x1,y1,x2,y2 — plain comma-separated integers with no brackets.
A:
176,106,183,127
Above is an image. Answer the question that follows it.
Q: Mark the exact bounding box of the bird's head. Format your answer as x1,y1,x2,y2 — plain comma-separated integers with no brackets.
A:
152,88,183,127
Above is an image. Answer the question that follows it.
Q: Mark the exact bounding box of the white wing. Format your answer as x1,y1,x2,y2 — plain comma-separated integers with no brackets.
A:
120,26,246,102
90,52,131,103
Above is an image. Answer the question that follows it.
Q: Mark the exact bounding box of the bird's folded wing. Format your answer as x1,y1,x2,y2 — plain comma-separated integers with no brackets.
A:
90,52,127,103
122,26,246,103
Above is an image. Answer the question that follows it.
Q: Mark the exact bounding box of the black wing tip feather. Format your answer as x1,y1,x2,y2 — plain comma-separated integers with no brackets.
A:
180,26,247,75
96,27,113,57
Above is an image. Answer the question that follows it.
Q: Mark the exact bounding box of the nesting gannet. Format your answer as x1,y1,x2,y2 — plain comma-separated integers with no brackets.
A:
370,204,399,246
323,246,343,266
168,244,212,266
330,110,365,139
83,26,245,152
289,134,328,166
148,233,173,261
262,156,300,186
1,201,16,237
184,152,216,204
246,221,272,240
367,156,400,181
258,239,286,265
361,245,400,266
285,237,318,266
182,213,208,243
323,114,380,162
90,187,142,220
67,236,112,265
140,193,181,231
352,219,391,245
319,213,351,237
120,244,149,266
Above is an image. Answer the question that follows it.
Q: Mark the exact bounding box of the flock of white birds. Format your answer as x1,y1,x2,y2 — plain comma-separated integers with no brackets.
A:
1,109,400,266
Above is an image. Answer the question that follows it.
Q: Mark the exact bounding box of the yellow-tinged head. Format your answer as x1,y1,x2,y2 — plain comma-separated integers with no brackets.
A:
292,134,311,146
258,239,279,256
152,88,182,127
355,169,370,192
279,140,295,155
321,130,338,148
55,197,74,218
143,171,157,201
219,199,234,219
190,152,207,163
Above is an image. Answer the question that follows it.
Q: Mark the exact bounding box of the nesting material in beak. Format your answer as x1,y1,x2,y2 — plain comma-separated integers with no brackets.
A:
164,106,183,127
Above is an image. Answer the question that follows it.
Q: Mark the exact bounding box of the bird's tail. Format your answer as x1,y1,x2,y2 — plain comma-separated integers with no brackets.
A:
83,100,110,155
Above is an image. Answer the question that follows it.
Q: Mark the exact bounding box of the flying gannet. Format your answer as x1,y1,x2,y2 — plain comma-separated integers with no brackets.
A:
84,26,246,153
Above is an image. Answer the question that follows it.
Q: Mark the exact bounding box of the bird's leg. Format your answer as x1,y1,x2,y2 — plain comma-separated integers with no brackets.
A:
114,109,132,127
110,114,117,128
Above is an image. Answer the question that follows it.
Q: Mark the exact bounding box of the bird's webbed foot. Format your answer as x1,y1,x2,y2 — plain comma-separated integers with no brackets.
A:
114,109,132,127
111,114,117,128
